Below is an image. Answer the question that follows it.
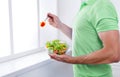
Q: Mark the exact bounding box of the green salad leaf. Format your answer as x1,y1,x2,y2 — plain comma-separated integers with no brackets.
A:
46,39,68,55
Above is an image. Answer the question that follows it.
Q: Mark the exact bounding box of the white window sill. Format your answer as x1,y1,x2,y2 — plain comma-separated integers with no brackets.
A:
0,50,50,77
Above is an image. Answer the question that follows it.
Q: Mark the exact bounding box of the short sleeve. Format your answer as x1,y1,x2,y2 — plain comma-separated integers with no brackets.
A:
96,18,118,32
93,2,119,32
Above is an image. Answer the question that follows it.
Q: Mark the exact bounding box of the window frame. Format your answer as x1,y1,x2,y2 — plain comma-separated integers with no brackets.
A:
0,0,44,63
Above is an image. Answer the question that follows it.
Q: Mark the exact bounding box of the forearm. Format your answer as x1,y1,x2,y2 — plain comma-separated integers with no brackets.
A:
49,28,120,64
72,48,119,64
71,31,120,64
59,23,72,40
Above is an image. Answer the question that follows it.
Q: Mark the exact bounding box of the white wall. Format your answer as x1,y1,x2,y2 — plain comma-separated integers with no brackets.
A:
57,0,81,46
58,0,81,26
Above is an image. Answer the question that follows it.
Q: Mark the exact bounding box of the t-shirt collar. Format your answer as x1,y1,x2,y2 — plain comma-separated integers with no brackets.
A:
84,0,97,5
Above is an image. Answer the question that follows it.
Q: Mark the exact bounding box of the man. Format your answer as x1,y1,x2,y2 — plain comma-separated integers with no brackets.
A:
47,0,120,77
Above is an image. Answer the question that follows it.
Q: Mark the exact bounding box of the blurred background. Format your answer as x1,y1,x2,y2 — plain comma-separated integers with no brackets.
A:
0,0,120,77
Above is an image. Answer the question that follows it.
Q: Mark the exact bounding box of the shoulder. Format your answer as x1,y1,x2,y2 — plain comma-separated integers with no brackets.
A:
93,0,117,12
90,0,118,19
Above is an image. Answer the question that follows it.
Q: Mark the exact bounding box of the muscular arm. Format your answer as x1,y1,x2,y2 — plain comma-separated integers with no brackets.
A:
48,13,120,64
50,30,120,64
72,30,120,64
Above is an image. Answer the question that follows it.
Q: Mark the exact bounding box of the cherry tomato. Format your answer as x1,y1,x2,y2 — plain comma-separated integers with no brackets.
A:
40,21,46,27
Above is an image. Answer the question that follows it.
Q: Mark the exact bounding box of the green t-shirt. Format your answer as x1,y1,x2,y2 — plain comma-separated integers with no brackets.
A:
72,0,119,77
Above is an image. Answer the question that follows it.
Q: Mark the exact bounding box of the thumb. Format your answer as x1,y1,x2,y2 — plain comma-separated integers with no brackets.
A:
47,13,57,18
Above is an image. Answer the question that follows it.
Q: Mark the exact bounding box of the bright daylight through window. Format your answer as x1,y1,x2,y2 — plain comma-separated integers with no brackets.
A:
0,0,58,60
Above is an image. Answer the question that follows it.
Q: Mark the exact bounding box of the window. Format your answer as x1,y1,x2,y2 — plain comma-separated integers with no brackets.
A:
0,0,11,57
0,0,58,61
12,0,39,53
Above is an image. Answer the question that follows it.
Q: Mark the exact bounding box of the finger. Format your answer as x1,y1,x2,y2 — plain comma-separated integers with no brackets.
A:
48,19,53,26
48,18,53,23
49,54,63,61
49,54,57,59
47,13,55,18
54,55,64,61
